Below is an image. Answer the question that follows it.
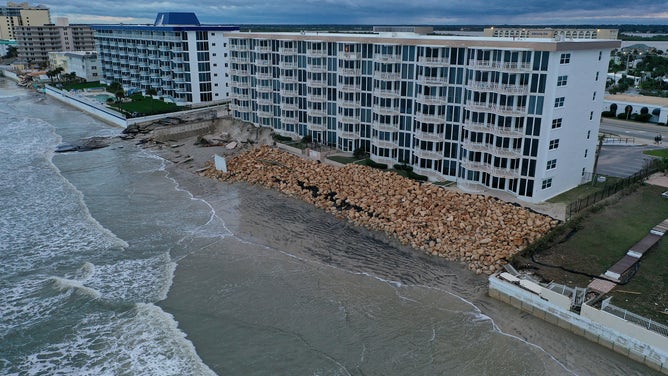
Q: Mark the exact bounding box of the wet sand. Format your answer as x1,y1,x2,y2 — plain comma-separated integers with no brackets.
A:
155,152,659,375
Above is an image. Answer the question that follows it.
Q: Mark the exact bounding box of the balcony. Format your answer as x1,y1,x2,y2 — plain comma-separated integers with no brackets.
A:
306,64,327,73
279,75,299,84
338,130,361,140
372,104,399,115
307,109,327,118
373,71,401,81
338,115,360,124
339,68,361,76
416,94,443,104
463,120,525,137
338,84,361,93
279,47,297,55
371,136,398,150
374,53,402,63
469,60,532,72
374,89,401,98
255,45,272,53
417,75,447,85
418,56,448,66
307,49,327,58
231,80,251,89
279,60,298,69
256,84,274,93
467,82,529,94
307,121,327,131
414,112,445,124
230,56,249,64
255,71,273,80
257,109,274,118
306,79,327,88
413,148,443,160
459,160,520,178
280,88,299,97
255,58,272,67
235,93,251,101
257,97,272,105
338,51,359,60
229,44,250,52
281,102,299,111
306,93,327,102
281,115,299,125
338,99,361,109
414,129,445,142
372,120,399,132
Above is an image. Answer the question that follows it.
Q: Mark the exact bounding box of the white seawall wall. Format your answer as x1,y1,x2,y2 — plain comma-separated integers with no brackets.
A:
489,276,667,374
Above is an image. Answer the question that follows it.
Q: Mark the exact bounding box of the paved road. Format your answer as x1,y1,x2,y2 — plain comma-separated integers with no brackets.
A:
600,118,667,144
596,145,658,178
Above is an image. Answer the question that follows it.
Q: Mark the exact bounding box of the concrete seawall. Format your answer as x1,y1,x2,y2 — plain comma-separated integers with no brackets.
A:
489,275,667,374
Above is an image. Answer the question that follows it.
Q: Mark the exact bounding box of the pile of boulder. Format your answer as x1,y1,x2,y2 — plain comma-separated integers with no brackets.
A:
203,146,558,274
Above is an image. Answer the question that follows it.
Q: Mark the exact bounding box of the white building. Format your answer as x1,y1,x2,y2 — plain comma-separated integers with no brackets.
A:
484,27,618,40
48,50,99,82
225,30,619,202
91,12,239,105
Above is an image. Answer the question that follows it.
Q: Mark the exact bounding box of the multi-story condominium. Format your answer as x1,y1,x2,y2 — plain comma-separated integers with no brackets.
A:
484,27,618,40
0,2,50,40
48,50,100,82
91,12,239,105
15,17,95,65
225,30,619,202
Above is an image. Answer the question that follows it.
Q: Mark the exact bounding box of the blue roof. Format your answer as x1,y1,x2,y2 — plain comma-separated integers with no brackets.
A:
154,12,200,26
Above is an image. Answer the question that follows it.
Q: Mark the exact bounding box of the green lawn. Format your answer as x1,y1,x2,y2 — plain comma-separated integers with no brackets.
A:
644,148,668,158
109,96,181,116
548,176,621,204
527,184,668,323
327,155,365,164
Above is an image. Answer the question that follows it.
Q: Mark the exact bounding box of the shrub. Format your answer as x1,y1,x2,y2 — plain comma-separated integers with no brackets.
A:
362,159,387,169
636,113,652,122
393,163,414,172
353,147,367,159
272,134,292,142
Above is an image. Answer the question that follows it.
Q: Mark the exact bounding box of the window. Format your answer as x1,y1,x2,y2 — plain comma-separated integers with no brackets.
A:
592,92,596,100
560,53,570,64
549,139,560,150
598,51,602,61
541,178,552,189
557,75,568,86
587,130,591,139
595,72,599,81
589,111,593,120
546,159,557,170
554,97,565,108
552,118,562,129
584,149,588,158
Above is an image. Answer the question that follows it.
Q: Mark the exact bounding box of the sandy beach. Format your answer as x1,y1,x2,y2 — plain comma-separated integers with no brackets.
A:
137,122,659,375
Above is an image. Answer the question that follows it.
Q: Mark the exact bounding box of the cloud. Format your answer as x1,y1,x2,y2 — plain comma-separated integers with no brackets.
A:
40,0,668,25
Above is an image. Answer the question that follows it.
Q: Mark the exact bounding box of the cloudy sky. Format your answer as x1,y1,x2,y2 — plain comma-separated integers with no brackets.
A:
42,0,668,25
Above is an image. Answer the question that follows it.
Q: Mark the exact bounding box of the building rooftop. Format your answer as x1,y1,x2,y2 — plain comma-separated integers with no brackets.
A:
154,12,200,26
605,94,668,107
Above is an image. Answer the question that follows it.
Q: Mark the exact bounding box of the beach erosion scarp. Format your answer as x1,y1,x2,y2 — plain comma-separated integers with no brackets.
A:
202,146,559,275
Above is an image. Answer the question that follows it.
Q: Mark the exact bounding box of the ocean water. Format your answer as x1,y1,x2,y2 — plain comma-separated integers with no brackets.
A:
0,77,658,375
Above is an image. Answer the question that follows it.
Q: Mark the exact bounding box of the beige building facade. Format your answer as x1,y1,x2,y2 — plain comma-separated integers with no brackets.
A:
15,17,95,65
484,27,618,40
0,2,50,40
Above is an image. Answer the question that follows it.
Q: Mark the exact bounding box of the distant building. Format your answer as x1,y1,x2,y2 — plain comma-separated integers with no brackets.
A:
0,1,50,40
91,12,240,105
48,50,100,82
484,27,618,40
225,30,619,202
0,38,17,56
15,17,95,65
603,94,668,124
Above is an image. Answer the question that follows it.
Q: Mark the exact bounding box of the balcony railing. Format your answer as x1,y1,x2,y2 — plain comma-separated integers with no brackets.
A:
257,97,272,105
414,129,445,142
372,104,400,115
467,82,529,94
416,94,443,104
414,112,445,124
371,136,398,149
306,93,327,102
338,84,361,92
372,120,399,132
306,49,327,58
306,64,327,73
418,56,449,66
414,148,443,160
255,71,272,80
374,53,402,63
338,51,360,60
374,89,401,98
463,120,525,137
338,130,361,139
339,68,361,76
255,46,272,53
373,71,401,81
279,61,298,69
307,121,327,131
469,61,532,72
338,99,361,109
306,79,327,88
279,47,297,55
338,115,360,124
460,160,520,178
307,108,327,117
417,75,447,85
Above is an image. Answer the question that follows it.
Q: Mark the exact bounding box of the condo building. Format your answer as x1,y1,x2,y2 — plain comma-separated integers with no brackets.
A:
15,17,94,65
48,50,100,82
225,31,619,202
0,1,50,40
91,12,239,105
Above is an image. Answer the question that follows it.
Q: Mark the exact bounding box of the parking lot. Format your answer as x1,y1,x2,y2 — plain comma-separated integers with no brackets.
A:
596,145,661,178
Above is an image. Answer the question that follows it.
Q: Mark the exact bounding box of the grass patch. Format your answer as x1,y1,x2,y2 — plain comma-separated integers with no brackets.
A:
548,176,621,204
644,148,668,158
60,81,104,91
109,96,180,116
525,184,668,324
327,155,365,164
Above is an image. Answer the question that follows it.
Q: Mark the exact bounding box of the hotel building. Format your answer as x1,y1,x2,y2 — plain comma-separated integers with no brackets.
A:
15,17,94,65
91,12,239,105
225,31,619,202
0,2,50,40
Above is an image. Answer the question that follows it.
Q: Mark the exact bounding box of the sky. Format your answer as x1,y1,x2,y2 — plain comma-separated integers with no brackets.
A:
41,0,668,25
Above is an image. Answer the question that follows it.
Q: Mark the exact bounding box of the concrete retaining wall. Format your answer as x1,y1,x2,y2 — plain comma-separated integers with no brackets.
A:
151,120,216,142
45,85,127,128
489,276,667,374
